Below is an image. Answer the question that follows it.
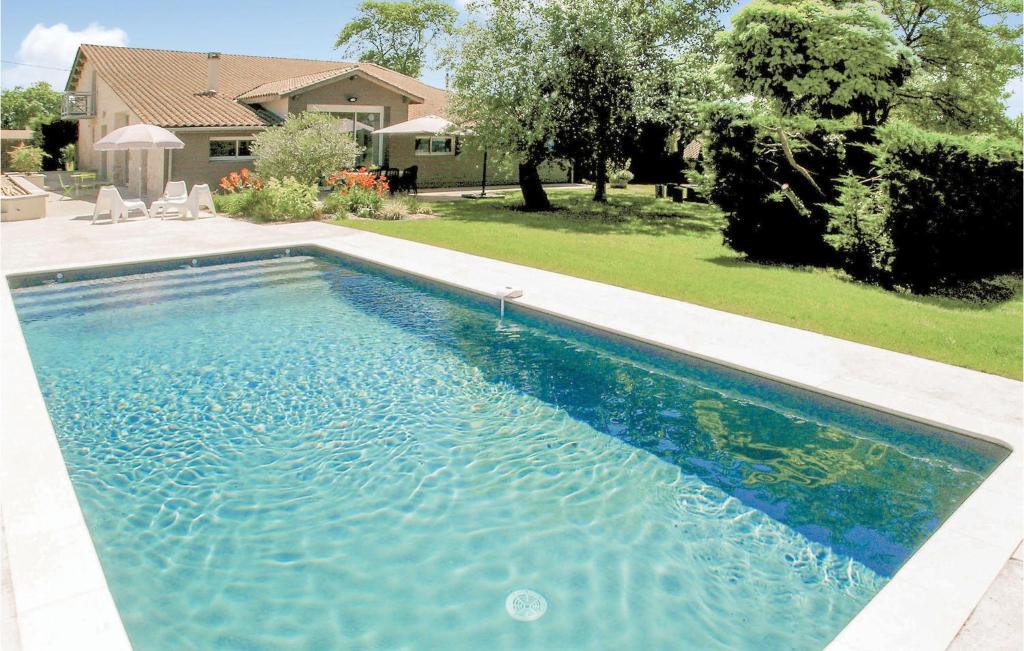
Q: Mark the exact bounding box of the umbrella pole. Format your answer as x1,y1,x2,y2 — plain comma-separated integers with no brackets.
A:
481,149,488,197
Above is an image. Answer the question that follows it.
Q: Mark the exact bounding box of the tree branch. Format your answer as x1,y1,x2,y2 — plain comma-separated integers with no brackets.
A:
776,128,824,196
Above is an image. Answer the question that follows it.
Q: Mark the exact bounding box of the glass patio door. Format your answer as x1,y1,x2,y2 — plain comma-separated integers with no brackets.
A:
320,108,383,166
354,112,381,166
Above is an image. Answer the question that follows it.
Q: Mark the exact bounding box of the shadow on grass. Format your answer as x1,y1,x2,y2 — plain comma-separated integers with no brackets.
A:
431,189,724,237
704,256,1023,312
427,187,1022,313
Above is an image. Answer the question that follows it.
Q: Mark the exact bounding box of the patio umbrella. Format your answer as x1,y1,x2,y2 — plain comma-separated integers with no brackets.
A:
374,116,496,198
94,124,184,199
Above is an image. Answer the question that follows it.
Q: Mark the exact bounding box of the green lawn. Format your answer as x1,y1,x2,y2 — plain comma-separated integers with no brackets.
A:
333,186,1023,379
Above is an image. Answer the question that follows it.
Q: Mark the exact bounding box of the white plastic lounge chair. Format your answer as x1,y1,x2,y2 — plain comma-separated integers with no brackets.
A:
187,184,217,219
150,181,189,219
92,186,150,224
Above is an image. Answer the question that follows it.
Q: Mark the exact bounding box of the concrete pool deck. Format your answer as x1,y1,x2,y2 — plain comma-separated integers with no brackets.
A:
1,208,1021,650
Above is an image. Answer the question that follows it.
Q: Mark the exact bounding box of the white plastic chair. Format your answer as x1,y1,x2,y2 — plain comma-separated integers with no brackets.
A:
150,181,189,219
187,184,217,219
92,186,150,224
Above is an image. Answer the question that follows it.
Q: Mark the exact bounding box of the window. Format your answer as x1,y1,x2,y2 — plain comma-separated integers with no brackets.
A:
415,137,453,156
309,107,383,166
209,138,255,160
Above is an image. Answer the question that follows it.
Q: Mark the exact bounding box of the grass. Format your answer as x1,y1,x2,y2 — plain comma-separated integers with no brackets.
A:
331,185,1023,379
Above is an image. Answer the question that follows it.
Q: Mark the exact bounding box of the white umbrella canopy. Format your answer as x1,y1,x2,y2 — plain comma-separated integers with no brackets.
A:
373,115,459,135
95,124,184,199
94,124,184,150
374,116,496,197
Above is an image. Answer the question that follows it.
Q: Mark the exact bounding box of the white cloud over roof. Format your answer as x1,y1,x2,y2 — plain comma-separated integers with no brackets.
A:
2,22,128,89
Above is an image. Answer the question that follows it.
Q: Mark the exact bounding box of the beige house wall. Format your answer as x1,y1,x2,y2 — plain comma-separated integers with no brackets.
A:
287,76,413,125
262,98,289,121
388,136,569,189
167,130,263,192
72,64,136,187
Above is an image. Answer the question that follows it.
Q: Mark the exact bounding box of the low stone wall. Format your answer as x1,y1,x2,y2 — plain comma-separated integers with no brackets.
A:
1,174,47,222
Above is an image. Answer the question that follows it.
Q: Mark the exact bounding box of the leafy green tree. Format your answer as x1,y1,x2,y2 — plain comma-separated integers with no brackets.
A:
335,0,458,77
449,0,562,210
883,0,1022,133
252,112,364,184
0,82,62,130
452,0,728,205
546,0,728,201
719,0,915,125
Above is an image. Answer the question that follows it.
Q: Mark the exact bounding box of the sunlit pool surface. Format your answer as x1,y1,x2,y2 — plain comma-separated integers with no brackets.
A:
11,251,1007,650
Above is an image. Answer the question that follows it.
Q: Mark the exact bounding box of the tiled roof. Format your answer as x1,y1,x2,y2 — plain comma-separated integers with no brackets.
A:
682,139,702,160
69,45,449,128
235,67,356,101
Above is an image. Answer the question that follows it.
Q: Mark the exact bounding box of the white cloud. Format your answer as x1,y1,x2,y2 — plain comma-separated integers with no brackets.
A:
2,23,128,89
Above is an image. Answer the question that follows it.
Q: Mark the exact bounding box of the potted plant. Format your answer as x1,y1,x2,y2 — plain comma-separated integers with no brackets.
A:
60,143,77,171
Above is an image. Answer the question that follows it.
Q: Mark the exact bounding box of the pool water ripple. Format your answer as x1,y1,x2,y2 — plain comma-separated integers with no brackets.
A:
12,254,1005,650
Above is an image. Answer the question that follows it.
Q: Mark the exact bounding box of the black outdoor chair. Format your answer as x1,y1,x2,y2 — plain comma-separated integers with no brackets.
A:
397,165,418,195
382,168,401,193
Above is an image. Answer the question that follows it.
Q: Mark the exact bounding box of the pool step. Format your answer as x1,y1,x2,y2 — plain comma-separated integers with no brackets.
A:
13,256,322,307
13,258,339,322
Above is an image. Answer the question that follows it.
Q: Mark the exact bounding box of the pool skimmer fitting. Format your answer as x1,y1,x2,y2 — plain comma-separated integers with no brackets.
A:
496,286,524,319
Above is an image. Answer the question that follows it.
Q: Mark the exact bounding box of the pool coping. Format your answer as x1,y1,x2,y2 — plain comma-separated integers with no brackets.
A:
1,228,1020,650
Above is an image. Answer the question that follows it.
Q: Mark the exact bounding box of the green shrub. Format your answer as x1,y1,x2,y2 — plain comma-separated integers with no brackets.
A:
321,190,348,216
213,190,254,215
258,178,319,221
214,178,319,222
59,143,76,171
252,112,363,185
324,185,385,218
824,175,892,283
702,104,848,265
609,168,634,188
406,197,433,215
378,198,409,220
874,123,1023,292
7,144,45,173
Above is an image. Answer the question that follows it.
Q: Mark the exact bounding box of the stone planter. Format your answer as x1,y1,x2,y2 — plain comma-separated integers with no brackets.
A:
1,174,48,221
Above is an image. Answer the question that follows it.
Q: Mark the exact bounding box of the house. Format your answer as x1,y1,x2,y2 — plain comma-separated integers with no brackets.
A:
62,45,567,197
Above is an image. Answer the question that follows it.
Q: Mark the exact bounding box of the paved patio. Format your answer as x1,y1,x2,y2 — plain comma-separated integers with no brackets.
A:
1,203,1020,650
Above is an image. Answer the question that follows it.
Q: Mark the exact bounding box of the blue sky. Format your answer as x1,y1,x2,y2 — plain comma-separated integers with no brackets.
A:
1,0,1021,115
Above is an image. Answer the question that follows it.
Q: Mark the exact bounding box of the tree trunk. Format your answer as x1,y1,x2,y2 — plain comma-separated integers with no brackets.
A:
593,107,610,202
593,155,608,202
518,161,551,211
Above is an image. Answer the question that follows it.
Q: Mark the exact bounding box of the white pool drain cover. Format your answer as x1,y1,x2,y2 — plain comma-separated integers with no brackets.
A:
506,589,547,621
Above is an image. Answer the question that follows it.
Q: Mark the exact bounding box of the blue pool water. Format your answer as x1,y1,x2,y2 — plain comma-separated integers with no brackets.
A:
12,251,1006,650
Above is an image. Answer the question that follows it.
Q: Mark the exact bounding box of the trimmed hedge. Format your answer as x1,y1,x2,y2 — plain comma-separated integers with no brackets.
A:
703,104,860,266
874,123,1023,292
702,105,1022,293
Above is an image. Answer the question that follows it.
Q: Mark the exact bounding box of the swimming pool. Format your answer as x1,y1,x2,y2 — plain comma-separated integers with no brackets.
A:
11,250,1008,650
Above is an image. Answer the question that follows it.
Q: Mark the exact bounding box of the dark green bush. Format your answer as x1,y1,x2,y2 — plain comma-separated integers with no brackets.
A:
703,104,850,266
824,174,892,284
875,123,1022,292
213,178,319,222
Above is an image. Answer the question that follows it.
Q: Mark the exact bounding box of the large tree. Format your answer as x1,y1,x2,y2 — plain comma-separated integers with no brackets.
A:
720,0,915,125
0,82,61,130
451,0,728,206
883,0,1022,133
335,0,458,77
543,0,723,201
448,0,561,210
